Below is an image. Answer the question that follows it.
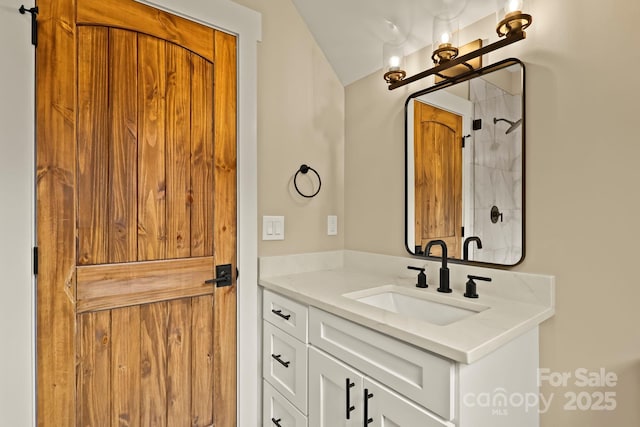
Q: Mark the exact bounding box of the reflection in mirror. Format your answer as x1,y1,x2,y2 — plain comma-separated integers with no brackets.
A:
406,59,524,266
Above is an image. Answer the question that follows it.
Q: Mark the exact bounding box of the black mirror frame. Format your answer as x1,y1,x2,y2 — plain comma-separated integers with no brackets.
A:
404,58,526,268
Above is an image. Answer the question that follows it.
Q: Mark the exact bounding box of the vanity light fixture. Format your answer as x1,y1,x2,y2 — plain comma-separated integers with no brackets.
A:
431,17,459,65
496,0,532,37
383,41,406,84
384,0,533,90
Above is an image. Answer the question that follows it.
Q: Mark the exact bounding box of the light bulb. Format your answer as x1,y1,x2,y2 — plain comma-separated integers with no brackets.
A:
388,55,401,70
440,32,450,44
382,41,405,82
505,0,523,13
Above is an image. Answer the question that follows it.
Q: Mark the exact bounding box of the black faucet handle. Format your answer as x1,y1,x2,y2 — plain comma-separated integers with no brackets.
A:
407,266,428,288
464,275,492,298
468,275,492,282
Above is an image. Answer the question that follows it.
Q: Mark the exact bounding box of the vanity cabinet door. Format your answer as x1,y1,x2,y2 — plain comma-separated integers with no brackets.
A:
263,322,308,412
264,289,308,342
263,380,307,427
363,378,454,427
309,347,363,427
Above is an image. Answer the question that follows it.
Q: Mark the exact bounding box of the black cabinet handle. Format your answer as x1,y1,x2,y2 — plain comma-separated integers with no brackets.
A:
363,389,374,426
271,353,290,368
271,417,282,427
345,378,356,419
271,309,291,320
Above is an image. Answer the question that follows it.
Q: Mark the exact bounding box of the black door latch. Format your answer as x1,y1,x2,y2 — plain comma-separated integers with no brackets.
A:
205,264,233,287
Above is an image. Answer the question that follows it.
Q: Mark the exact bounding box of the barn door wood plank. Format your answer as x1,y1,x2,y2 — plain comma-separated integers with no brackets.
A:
76,256,214,312
213,30,237,427
77,25,110,265
108,28,139,264
78,310,112,426
140,302,168,426
138,35,167,261
111,305,142,427
77,0,215,62
166,44,192,259
35,0,78,424
190,55,214,258
191,295,214,426
167,298,193,425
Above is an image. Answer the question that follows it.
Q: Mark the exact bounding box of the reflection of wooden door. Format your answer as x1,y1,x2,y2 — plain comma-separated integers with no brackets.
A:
414,100,462,258
36,0,237,425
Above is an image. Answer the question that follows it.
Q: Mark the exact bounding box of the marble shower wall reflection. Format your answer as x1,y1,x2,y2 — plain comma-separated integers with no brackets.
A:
469,78,522,264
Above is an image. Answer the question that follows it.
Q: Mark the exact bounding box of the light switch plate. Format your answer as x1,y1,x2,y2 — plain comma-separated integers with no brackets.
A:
263,216,285,241
327,215,338,236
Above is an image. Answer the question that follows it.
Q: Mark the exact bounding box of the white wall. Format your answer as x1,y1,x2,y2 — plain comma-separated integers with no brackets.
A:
0,1,35,425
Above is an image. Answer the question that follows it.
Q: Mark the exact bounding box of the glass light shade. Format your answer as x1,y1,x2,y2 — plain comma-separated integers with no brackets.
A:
501,0,524,14
496,0,531,37
382,42,406,83
431,17,459,65
432,0,469,20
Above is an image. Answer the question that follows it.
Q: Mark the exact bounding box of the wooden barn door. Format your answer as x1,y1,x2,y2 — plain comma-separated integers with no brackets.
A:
414,100,463,258
35,0,237,425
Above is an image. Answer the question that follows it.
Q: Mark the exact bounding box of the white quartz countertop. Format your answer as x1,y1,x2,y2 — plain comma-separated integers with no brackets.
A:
259,251,555,364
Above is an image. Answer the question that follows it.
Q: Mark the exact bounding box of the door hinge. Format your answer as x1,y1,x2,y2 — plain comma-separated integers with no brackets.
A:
18,5,39,47
33,246,38,275
461,226,465,237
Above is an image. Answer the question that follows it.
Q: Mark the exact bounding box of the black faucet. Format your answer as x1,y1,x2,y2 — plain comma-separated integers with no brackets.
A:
464,275,492,298
407,266,427,288
463,236,483,261
425,240,451,293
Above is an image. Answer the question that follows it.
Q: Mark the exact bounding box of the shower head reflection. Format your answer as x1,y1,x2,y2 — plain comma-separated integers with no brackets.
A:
493,117,522,134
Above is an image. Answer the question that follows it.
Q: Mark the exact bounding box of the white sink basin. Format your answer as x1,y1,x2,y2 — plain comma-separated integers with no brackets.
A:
344,286,486,326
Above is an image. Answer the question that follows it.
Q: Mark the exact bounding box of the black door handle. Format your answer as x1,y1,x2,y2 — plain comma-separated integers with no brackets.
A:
271,353,290,368
204,275,227,285
345,378,356,419
363,389,374,425
204,264,233,287
271,417,282,427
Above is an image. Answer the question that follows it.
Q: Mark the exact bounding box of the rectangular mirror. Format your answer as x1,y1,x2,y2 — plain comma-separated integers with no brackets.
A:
405,58,525,266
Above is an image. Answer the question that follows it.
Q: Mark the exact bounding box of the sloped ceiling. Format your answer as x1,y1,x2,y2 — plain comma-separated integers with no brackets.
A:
290,0,496,86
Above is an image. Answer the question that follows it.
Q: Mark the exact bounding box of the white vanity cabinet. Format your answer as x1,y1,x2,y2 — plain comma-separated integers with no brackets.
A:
262,289,541,427
262,290,309,426
309,347,453,427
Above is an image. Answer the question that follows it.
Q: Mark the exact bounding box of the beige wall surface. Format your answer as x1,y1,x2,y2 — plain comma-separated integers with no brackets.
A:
346,0,640,425
233,0,345,257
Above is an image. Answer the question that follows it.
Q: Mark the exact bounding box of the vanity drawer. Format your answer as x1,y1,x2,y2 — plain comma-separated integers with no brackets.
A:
263,321,308,413
309,308,454,420
263,380,307,427
264,289,308,343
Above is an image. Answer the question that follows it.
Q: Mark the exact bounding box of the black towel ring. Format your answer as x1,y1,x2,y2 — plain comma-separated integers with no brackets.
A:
294,164,321,198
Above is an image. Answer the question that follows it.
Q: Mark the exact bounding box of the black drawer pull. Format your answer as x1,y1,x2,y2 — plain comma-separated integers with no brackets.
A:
271,353,290,368
346,378,356,419
364,389,374,426
271,417,282,427
271,309,291,320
